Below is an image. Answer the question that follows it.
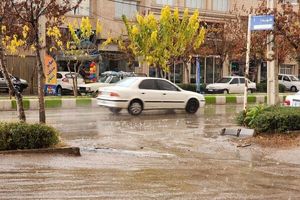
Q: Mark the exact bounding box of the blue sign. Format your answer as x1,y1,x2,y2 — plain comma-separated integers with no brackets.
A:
251,15,274,31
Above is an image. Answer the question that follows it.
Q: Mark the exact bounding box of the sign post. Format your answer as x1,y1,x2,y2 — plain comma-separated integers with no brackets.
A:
244,14,275,111
196,56,201,93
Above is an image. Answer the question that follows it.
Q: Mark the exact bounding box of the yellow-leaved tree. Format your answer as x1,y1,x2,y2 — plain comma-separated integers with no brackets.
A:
123,6,206,82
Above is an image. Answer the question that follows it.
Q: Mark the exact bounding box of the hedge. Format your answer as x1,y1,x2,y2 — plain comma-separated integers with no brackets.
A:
237,106,300,133
177,83,206,92
256,83,286,93
0,122,60,150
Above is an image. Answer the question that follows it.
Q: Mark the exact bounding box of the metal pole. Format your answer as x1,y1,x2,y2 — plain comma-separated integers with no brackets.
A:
267,0,279,105
173,62,175,83
244,14,252,111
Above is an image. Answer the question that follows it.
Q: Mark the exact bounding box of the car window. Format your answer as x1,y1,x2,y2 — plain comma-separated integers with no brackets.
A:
66,73,82,79
110,76,120,83
230,78,239,84
57,73,63,79
139,79,158,90
290,76,299,81
157,80,179,91
278,75,282,80
216,78,231,83
239,78,245,84
283,76,290,81
116,77,138,87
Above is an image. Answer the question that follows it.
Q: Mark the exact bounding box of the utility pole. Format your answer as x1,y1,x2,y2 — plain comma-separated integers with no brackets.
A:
244,14,252,111
267,0,279,105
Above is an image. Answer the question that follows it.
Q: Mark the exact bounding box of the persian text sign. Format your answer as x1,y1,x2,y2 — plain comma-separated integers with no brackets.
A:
251,15,274,31
44,54,57,85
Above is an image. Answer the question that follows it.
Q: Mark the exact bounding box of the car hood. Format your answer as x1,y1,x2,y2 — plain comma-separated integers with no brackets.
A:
206,83,227,89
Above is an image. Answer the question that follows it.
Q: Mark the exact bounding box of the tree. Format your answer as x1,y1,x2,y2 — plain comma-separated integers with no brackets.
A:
55,17,103,97
0,1,28,122
122,6,205,83
11,0,81,123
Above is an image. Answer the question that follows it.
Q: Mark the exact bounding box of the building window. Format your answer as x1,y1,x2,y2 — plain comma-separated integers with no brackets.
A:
212,0,229,12
186,0,206,9
280,64,295,75
115,0,138,19
156,0,174,6
68,0,90,16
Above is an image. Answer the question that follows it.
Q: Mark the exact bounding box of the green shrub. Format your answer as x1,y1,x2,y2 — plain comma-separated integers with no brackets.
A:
237,106,300,133
0,122,60,150
177,83,206,92
256,83,286,93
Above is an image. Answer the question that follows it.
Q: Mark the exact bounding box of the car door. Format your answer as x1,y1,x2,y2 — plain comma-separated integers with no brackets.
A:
156,79,185,109
138,79,163,109
239,78,246,93
282,75,292,90
228,78,240,93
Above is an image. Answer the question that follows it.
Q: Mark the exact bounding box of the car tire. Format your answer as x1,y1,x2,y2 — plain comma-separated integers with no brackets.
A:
109,107,122,114
56,86,62,96
92,91,98,98
128,100,143,116
185,98,199,114
223,89,229,94
291,86,298,92
247,89,253,93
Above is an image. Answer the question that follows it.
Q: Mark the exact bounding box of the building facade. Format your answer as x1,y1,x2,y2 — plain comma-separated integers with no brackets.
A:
58,0,300,84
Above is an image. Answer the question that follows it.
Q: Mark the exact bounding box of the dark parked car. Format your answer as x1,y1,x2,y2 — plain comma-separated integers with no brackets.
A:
0,71,28,93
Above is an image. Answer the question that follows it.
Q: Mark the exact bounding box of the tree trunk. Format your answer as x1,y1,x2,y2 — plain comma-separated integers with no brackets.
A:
183,62,190,84
0,19,26,122
36,49,46,123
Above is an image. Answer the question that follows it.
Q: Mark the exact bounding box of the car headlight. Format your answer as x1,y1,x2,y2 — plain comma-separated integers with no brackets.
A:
86,87,91,92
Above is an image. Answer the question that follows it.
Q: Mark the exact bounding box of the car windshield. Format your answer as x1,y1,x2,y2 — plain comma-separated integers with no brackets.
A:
216,78,231,83
116,77,138,87
99,76,108,83
290,76,299,81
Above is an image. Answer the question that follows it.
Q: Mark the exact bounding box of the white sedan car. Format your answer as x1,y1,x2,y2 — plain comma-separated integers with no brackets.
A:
97,77,205,115
284,91,300,107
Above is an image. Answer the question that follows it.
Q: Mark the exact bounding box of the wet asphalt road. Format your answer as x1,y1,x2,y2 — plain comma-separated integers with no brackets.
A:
0,105,300,199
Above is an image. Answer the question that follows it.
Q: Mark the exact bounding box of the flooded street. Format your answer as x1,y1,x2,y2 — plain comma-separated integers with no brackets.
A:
0,105,300,199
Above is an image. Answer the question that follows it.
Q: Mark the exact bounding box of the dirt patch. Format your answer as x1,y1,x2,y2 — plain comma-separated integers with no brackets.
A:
237,133,300,149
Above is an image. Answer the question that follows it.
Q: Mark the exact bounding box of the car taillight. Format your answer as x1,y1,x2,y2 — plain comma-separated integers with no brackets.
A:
62,78,69,83
284,99,290,106
110,92,120,97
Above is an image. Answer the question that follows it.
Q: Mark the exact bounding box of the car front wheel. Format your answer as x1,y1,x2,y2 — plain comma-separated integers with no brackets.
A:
128,100,143,116
291,86,298,92
185,99,199,114
223,89,229,94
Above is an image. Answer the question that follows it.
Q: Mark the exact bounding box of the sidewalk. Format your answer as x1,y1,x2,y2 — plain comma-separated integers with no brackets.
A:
0,94,287,111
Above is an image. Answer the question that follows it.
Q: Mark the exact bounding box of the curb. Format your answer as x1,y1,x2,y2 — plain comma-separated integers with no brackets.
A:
0,95,287,111
0,147,81,156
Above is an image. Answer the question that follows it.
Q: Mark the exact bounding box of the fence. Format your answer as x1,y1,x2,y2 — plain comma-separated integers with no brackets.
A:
5,55,37,95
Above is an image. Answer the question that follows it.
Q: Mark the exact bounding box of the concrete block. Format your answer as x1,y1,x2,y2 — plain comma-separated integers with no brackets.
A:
256,95,265,104
61,99,76,109
236,96,244,104
215,96,226,105
0,100,12,111
29,99,39,110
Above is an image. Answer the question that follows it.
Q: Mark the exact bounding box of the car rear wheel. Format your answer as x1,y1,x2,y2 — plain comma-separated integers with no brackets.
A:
223,89,229,94
128,100,143,116
291,86,297,92
109,107,122,114
185,98,199,114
